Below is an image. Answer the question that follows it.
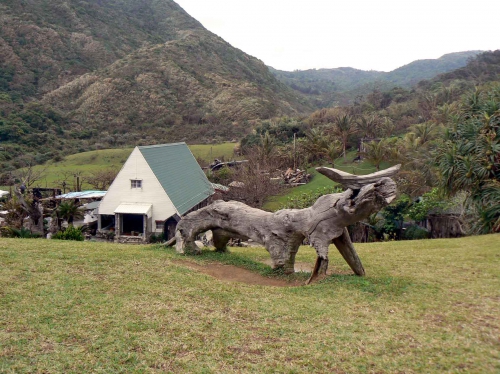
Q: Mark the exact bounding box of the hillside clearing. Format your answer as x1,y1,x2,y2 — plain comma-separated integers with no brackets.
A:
1,143,239,191
263,152,393,211
1,234,499,373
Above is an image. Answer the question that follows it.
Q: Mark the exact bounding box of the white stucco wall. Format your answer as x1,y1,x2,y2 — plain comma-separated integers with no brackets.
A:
98,147,178,232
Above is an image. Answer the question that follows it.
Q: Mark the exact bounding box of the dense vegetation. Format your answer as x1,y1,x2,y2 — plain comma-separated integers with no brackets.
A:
1,0,499,236
0,0,310,173
233,51,500,235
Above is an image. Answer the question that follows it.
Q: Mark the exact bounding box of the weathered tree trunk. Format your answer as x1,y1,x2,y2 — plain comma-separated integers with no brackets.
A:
428,214,465,238
176,165,400,283
14,187,44,235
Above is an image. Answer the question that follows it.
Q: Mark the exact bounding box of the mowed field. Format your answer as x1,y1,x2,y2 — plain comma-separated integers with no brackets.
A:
1,234,499,373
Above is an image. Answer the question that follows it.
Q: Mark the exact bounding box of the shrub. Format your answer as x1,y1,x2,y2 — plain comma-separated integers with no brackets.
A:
149,233,165,243
0,226,42,238
52,225,84,241
403,225,430,240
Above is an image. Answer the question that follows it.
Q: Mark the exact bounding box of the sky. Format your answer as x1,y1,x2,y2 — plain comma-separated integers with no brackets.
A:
174,0,499,72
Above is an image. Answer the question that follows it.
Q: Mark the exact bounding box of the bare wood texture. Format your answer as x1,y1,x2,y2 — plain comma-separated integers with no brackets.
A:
316,164,401,190
13,187,44,235
176,173,398,282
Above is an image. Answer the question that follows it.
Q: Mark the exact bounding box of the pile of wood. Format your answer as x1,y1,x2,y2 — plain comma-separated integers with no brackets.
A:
282,168,311,186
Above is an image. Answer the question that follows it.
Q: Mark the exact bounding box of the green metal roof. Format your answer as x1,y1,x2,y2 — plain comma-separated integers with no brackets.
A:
138,143,214,215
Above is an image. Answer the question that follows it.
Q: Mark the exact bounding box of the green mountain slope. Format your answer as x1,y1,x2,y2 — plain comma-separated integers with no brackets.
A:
0,0,311,171
0,0,203,97
271,51,483,106
384,51,483,86
43,29,310,135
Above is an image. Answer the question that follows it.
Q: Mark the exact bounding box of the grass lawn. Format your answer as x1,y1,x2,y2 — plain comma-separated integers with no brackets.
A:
264,151,393,211
1,143,239,191
1,234,499,373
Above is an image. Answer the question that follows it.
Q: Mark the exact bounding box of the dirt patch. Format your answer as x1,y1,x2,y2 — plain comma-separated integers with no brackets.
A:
174,260,303,287
261,259,320,274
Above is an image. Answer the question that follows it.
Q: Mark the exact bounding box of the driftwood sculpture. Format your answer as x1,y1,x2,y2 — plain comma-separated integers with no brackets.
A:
176,165,400,283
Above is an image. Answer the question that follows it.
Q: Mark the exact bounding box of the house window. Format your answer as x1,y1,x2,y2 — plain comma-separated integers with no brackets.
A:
155,220,165,230
131,179,142,189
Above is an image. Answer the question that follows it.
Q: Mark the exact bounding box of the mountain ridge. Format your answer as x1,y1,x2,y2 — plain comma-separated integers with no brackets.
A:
270,51,483,106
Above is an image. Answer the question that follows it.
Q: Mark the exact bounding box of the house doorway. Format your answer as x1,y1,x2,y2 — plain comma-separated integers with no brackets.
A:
122,214,144,235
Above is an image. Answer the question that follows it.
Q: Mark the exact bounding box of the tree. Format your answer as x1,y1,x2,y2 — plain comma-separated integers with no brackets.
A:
209,146,284,209
57,201,83,225
436,85,500,233
303,128,342,167
87,169,118,190
12,157,48,188
332,114,358,160
362,138,396,171
356,114,382,139
324,141,343,167
412,122,438,145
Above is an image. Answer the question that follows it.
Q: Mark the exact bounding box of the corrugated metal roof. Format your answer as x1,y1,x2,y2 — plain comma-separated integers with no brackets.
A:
85,201,101,210
138,143,214,215
55,191,107,199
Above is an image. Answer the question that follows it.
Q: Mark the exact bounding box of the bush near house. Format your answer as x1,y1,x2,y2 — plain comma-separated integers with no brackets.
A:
52,225,85,241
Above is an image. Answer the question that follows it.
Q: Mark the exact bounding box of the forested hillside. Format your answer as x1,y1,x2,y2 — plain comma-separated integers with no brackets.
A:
0,0,203,97
0,0,309,171
237,50,500,234
271,51,482,107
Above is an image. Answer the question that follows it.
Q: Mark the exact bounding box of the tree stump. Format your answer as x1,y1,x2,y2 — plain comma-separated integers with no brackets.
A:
176,165,400,283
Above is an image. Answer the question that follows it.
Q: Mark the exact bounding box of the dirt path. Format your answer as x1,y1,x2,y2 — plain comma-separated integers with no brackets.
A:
174,260,304,287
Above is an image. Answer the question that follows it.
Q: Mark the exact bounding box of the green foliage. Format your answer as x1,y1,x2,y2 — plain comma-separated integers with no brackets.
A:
0,226,42,239
52,225,85,241
436,84,500,233
207,165,233,184
271,51,481,106
278,186,342,209
149,233,165,244
240,118,306,150
362,138,398,171
402,225,430,240
407,188,452,222
381,195,412,238
57,201,83,224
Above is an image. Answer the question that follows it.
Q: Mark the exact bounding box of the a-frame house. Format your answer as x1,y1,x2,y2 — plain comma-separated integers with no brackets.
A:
98,143,214,243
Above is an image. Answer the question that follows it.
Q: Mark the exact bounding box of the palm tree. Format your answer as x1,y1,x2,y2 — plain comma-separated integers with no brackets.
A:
303,128,328,162
435,85,500,233
259,131,276,161
379,117,395,137
57,201,83,225
324,140,343,167
332,114,358,160
356,114,381,139
361,139,395,171
413,122,438,145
